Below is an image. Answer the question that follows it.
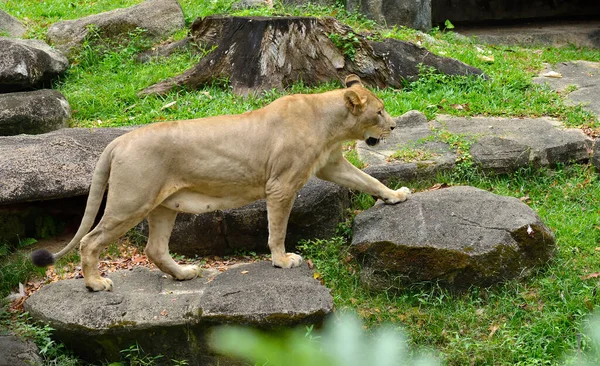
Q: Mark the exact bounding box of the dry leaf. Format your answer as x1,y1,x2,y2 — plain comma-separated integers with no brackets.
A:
241,270,249,274
306,259,314,269
488,323,499,338
199,91,212,99
160,309,168,316
478,55,494,63
581,272,600,280
160,101,177,110
542,71,562,78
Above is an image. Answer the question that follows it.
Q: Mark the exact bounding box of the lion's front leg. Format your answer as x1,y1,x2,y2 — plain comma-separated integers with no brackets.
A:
266,191,302,268
317,154,410,204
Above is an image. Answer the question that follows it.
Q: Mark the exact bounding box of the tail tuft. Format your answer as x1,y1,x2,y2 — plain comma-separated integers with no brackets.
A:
31,249,56,267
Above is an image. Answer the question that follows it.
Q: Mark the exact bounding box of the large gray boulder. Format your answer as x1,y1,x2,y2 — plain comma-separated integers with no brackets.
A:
347,0,431,32
0,89,70,136
0,37,69,93
24,263,332,363
351,186,556,291
137,178,350,256
0,127,130,204
0,334,42,366
0,9,26,38
47,0,185,59
359,111,593,182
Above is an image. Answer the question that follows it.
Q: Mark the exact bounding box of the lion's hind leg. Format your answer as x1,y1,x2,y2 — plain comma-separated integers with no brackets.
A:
81,215,143,291
145,205,200,281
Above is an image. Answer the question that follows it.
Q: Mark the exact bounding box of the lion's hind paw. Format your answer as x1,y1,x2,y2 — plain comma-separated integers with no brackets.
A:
272,253,303,269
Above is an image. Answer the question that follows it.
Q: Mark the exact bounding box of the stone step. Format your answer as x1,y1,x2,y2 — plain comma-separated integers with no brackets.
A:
24,261,332,364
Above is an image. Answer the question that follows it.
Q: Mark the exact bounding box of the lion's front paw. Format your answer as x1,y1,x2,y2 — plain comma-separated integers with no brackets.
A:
272,253,303,269
85,277,114,292
383,186,411,204
174,265,201,281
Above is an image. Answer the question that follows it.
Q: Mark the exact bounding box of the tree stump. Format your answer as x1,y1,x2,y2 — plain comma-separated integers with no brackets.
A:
140,16,484,96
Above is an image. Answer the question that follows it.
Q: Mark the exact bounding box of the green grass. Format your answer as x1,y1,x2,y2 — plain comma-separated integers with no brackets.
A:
1,0,600,365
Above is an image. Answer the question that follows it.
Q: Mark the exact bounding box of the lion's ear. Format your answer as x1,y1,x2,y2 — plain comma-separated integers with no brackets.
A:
345,74,363,88
344,90,367,115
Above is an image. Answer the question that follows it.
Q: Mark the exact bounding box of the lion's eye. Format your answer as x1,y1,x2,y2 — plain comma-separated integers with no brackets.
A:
377,110,383,116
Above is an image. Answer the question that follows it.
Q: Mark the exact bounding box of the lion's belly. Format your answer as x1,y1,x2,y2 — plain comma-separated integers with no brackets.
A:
160,186,265,214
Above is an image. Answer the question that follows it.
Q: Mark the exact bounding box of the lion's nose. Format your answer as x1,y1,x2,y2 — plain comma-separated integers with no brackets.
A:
390,125,395,130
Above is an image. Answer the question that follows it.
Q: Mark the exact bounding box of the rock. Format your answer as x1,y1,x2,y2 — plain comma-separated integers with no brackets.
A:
135,38,191,63
136,178,350,256
357,111,593,182
458,20,600,48
433,115,592,167
533,61,600,117
351,186,556,291
24,263,332,363
470,136,530,174
346,0,431,32
47,0,185,59
0,90,70,136
0,334,42,366
368,38,485,85
0,37,69,93
0,9,26,38
0,127,130,204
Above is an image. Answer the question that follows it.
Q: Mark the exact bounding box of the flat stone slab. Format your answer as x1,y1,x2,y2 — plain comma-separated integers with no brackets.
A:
533,61,600,117
359,111,592,180
0,127,130,204
351,186,556,291
457,19,600,48
24,262,332,363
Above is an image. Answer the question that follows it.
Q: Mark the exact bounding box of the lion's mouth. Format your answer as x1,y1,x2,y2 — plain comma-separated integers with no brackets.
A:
365,137,380,146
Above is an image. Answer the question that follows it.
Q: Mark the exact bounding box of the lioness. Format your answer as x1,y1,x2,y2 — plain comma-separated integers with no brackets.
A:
31,75,410,291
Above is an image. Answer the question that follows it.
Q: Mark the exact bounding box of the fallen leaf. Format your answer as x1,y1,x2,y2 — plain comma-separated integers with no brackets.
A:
241,270,249,274
160,309,168,316
313,272,322,280
478,55,494,63
160,101,177,110
519,196,531,203
581,272,600,280
199,91,212,99
306,259,314,269
488,323,499,338
542,71,562,78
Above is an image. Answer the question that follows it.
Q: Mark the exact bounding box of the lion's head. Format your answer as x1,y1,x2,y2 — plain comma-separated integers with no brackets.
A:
343,75,395,146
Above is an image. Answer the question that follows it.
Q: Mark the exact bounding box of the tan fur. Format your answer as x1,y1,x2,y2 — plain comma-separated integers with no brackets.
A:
53,75,411,291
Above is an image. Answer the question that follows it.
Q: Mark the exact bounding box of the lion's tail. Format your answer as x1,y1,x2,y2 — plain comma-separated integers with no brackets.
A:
31,143,114,267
